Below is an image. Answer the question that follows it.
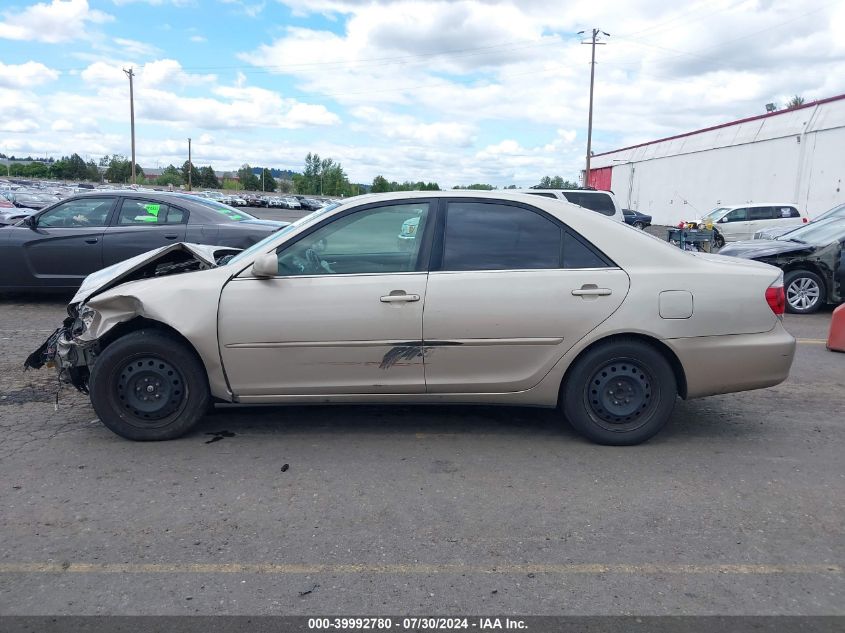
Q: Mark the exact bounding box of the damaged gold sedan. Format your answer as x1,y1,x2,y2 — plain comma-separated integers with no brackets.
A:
27,192,796,445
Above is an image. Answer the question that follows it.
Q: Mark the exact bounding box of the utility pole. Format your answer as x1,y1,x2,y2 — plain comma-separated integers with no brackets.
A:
579,29,609,187
123,67,136,185
187,137,192,191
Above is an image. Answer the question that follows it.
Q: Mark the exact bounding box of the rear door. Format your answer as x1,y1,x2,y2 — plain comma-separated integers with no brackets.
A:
102,198,188,266
18,196,116,288
422,199,629,393
747,206,775,239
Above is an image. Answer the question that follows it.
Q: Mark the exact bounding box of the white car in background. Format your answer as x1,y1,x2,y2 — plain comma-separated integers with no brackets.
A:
514,189,624,223
754,202,845,240
700,203,808,247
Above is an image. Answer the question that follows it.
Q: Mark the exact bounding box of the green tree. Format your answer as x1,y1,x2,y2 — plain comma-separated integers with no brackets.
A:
103,155,143,183
198,166,219,189
537,175,579,189
181,161,201,189
786,95,805,109
237,164,261,191
260,168,277,192
453,183,495,190
155,164,183,187
371,175,390,193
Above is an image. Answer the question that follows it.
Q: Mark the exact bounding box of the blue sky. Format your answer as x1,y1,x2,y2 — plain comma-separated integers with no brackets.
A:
2,0,844,186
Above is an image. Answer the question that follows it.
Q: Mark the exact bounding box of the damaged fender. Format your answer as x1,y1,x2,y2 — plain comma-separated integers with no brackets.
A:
25,243,241,395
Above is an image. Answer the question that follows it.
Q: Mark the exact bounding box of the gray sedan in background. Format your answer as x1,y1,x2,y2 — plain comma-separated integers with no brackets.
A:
0,191,289,292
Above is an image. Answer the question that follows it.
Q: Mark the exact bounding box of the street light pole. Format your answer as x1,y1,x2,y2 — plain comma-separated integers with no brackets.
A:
187,137,192,191
123,67,136,185
580,29,608,188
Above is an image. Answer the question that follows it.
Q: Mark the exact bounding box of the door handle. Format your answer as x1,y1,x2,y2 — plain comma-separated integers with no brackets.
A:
380,291,420,303
572,285,612,297
164,233,179,239
84,238,98,244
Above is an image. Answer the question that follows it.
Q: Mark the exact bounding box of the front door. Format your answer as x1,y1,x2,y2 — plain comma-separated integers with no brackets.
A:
20,197,116,288
218,201,433,396
423,200,629,393
718,207,750,241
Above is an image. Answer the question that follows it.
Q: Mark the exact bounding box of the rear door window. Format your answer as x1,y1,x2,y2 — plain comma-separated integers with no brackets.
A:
442,202,561,271
749,207,774,221
116,199,187,225
779,206,800,218
561,192,616,216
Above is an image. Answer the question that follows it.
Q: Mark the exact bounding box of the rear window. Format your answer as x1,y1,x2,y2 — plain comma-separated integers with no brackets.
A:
778,206,800,218
749,207,774,220
561,192,616,216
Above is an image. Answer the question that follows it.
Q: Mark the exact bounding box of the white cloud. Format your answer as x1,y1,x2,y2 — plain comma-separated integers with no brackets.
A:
190,35,207,43
0,0,112,44
113,37,162,57
0,61,60,88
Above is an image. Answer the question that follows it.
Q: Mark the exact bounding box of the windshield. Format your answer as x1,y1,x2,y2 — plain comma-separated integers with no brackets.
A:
815,203,845,222
701,207,729,221
776,218,845,245
226,203,341,265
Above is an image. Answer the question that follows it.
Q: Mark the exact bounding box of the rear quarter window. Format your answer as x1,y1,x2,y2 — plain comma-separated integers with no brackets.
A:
561,192,616,216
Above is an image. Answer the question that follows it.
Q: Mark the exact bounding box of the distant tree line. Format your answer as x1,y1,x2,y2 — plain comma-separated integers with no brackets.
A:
371,175,440,192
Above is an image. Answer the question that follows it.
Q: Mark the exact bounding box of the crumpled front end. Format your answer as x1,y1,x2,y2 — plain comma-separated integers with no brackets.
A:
24,310,95,392
24,242,239,393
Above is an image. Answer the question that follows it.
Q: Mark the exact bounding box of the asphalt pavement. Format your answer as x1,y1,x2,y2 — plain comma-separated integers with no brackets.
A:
0,237,842,616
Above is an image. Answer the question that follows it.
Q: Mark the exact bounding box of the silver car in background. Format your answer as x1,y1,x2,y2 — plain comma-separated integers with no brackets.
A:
28,192,795,446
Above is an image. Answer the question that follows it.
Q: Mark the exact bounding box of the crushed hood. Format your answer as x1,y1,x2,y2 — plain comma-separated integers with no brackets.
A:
70,242,240,307
718,239,814,259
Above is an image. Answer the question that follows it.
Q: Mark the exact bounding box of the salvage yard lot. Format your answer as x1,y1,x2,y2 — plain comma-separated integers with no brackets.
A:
0,296,842,615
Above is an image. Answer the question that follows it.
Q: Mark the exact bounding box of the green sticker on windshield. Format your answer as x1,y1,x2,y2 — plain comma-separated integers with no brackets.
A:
144,204,161,217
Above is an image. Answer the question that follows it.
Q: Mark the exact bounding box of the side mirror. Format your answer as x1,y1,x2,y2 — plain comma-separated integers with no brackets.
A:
24,215,37,229
251,252,278,278
718,217,727,224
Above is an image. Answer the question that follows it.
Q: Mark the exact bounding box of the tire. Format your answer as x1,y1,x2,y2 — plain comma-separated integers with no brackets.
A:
784,270,825,314
89,330,210,441
561,339,677,446
713,231,725,248
633,221,645,230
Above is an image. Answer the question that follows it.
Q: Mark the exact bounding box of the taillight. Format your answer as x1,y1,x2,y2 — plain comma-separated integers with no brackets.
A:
766,278,785,316
802,217,809,223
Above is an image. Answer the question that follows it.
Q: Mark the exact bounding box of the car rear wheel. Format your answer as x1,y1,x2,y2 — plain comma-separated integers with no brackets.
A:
561,339,677,445
784,270,825,314
89,330,210,441
633,221,645,230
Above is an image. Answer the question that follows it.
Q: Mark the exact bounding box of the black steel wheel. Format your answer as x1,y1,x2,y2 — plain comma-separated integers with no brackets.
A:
562,339,677,445
90,330,210,441
585,359,656,433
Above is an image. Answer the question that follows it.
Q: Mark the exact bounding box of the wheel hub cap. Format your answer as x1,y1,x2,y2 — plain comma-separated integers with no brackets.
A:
587,361,652,426
117,357,184,421
787,278,819,310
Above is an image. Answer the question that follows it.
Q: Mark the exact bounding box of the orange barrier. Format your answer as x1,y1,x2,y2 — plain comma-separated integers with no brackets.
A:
827,303,845,352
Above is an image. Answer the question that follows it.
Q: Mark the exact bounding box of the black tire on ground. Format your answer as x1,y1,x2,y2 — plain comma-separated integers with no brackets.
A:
89,330,210,441
633,221,645,230
561,339,677,446
784,269,826,314
713,232,725,248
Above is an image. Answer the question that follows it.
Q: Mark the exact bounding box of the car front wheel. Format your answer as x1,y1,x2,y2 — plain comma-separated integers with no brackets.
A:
785,270,825,314
633,221,645,230
89,330,210,441
561,339,677,445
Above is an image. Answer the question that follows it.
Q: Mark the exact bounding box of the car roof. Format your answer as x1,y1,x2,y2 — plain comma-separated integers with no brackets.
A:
720,202,799,208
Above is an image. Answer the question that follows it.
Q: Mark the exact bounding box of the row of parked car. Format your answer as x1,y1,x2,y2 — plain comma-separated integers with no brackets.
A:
191,191,329,211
